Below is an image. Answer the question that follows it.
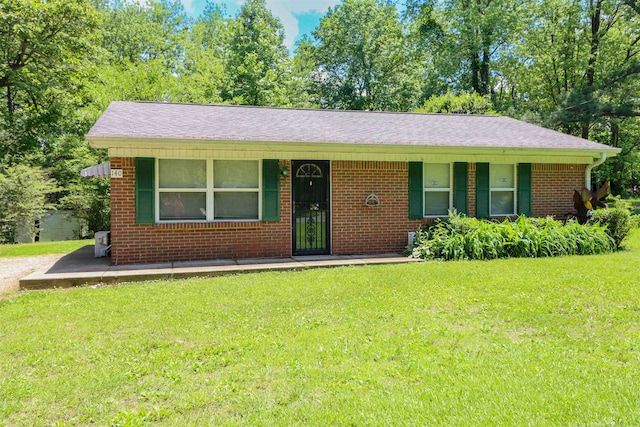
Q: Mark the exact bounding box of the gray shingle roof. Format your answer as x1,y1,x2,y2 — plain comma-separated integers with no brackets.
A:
87,101,616,152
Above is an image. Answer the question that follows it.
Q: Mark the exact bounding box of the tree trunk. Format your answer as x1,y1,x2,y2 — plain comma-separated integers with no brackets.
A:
6,84,14,124
470,52,481,94
480,43,490,95
582,0,603,139
609,121,622,194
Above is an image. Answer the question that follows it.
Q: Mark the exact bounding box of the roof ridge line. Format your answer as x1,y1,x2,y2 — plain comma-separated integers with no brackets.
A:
117,101,502,118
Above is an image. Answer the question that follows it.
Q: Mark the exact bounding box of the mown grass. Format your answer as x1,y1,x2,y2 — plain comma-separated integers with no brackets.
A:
0,240,90,258
1,232,639,425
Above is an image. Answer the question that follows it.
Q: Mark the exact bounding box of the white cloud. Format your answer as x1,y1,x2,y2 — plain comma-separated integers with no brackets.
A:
268,0,340,47
214,0,340,48
124,0,150,6
181,0,197,14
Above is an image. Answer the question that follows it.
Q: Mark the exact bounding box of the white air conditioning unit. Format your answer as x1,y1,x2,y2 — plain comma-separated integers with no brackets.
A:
408,231,417,246
95,231,111,257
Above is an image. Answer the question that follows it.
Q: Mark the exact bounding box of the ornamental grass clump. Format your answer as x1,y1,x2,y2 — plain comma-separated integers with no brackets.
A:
410,212,615,261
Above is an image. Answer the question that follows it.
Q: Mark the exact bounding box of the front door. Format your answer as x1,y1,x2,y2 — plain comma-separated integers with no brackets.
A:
292,160,330,255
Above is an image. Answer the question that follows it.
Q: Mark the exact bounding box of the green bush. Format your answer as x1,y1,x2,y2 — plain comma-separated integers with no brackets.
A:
0,162,59,243
588,207,633,249
410,213,616,261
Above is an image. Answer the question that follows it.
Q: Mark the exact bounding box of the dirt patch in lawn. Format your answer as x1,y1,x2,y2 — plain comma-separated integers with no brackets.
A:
0,255,62,294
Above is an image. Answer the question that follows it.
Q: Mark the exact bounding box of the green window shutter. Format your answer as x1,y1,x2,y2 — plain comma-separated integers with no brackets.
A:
476,163,490,218
408,162,423,219
262,159,280,221
135,157,155,224
453,162,468,215
517,163,532,216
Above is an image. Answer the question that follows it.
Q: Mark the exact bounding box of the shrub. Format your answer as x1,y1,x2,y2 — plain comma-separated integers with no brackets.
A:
0,163,59,243
410,212,615,261
588,207,633,249
416,90,497,115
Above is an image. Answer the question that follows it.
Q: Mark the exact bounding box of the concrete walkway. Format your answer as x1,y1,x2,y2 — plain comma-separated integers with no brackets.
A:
19,245,419,290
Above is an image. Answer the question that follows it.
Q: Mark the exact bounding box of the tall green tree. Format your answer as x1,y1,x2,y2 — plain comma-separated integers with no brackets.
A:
506,0,640,192
286,38,321,108
99,0,189,69
406,0,520,97
310,0,422,111
547,0,640,138
71,0,194,232
223,0,290,106
89,0,192,110
54,135,111,233
179,1,229,104
504,1,640,128
0,0,99,157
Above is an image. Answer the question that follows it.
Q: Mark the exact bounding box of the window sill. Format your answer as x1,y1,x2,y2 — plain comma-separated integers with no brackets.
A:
151,220,264,231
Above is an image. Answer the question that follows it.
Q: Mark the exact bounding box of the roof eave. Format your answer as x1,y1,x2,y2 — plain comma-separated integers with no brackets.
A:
85,136,620,159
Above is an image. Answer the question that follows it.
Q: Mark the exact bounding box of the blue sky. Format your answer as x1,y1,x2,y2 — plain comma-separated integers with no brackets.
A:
180,0,341,50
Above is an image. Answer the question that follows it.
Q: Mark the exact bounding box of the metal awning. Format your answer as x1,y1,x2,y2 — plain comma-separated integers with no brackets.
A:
81,161,110,178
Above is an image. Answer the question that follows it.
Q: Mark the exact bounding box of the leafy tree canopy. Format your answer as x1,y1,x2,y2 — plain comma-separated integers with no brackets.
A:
0,0,100,157
416,90,497,115
309,0,422,111
223,0,290,106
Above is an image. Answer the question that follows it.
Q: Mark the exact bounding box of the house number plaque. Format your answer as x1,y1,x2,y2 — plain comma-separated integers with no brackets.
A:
110,169,123,178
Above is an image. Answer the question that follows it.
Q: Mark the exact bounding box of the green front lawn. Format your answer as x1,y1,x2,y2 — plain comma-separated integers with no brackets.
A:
0,239,90,258
1,233,639,425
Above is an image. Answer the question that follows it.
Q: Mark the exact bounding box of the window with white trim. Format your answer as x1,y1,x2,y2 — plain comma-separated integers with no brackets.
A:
423,163,452,216
213,160,259,220
157,159,260,222
490,164,516,216
158,159,207,221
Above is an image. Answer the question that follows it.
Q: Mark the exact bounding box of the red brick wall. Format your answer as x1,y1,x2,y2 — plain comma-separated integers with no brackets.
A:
464,162,583,218
468,163,477,217
531,163,585,218
110,157,291,265
109,159,586,264
331,161,423,255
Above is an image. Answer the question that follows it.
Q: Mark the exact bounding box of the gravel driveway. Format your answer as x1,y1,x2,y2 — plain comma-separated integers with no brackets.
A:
0,255,63,294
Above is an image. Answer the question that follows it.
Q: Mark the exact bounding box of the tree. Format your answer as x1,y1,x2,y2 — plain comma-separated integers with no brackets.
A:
70,1,194,233
223,0,290,106
506,0,640,192
179,1,229,104
550,0,640,139
0,162,59,243
285,38,321,108
310,0,422,111
406,0,520,97
505,0,640,126
416,90,497,114
41,134,110,233
99,0,189,70
88,0,194,110
0,0,99,157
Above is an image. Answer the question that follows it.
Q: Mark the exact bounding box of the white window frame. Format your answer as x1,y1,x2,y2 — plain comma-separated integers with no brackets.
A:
423,162,453,218
212,159,261,221
155,158,262,223
489,163,517,217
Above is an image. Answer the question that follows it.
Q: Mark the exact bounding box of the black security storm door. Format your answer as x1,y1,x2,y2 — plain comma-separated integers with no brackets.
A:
292,161,330,255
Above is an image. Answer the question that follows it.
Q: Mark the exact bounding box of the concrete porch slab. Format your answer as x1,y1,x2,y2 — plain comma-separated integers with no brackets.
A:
19,246,420,290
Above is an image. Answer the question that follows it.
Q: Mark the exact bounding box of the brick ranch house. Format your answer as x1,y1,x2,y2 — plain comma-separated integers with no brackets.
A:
85,101,619,265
